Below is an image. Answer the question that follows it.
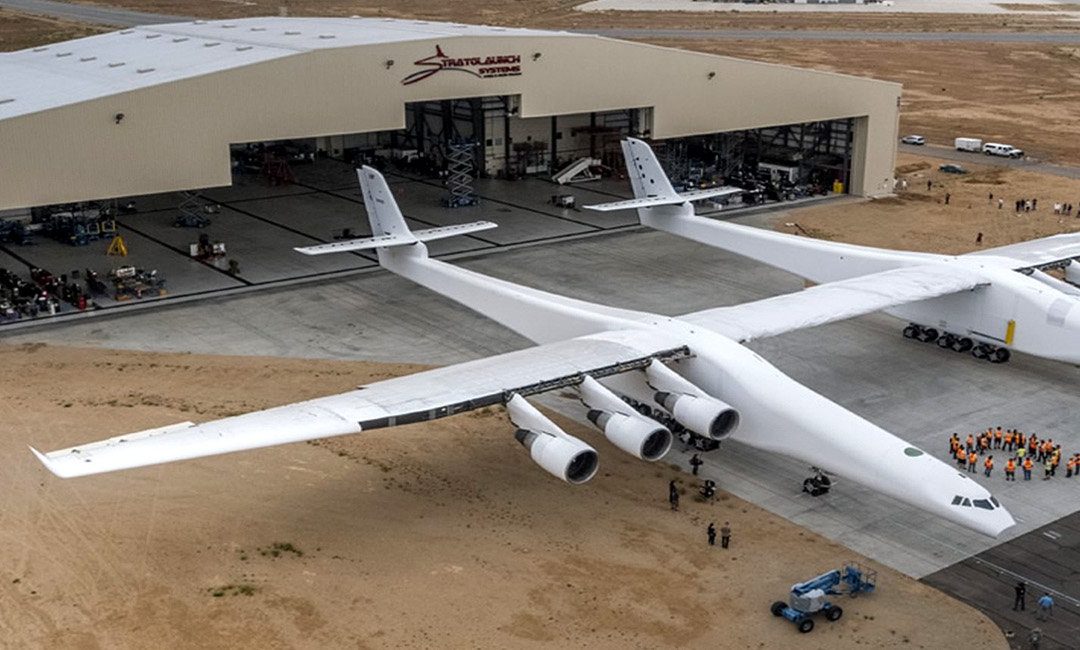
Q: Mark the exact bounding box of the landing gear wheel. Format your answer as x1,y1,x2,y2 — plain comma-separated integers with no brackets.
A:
954,337,974,353
992,348,1011,364
771,601,787,617
798,619,815,634
972,344,991,360
826,606,844,622
937,334,956,349
902,325,919,339
919,328,939,343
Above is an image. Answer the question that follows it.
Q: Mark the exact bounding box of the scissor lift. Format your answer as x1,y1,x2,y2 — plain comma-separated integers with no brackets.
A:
770,563,877,633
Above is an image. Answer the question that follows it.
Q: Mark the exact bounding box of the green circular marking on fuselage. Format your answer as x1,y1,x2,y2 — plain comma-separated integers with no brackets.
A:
904,447,924,457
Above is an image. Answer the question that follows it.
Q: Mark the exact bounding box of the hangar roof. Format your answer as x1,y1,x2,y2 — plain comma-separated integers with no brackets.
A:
0,17,572,120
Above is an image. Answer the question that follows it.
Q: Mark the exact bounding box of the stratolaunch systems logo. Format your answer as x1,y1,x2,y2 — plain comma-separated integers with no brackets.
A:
401,45,522,85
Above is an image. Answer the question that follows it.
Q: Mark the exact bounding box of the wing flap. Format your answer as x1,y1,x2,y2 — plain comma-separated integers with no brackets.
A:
295,221,496,255
971,231,1080,269
685,264,987,342
583,187,741,212
34,331,688,478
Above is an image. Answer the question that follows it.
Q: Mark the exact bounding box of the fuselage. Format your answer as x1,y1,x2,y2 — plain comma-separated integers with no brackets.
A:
598,319,1014,537
643,206,1080,365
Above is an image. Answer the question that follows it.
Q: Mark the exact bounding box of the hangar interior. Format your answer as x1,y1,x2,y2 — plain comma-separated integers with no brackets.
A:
0,17,898,324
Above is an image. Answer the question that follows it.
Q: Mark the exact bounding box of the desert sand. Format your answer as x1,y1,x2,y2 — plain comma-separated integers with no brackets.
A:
0,342,1009,648
776,152,1080,254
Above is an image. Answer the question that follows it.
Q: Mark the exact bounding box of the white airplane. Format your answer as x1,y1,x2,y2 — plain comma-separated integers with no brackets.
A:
587,138,1080,366
31,166,1015,537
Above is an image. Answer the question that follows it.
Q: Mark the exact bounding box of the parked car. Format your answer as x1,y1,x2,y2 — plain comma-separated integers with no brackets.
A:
901,135,926,145
954,137,983,152
982,142,1024,159
939,163,968,174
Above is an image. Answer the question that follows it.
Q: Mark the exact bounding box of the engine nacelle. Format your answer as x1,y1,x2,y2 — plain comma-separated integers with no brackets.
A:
1066,260,1080,286
578,375,672,462
587,410,672,461
507,394,599,484
654,391,739,440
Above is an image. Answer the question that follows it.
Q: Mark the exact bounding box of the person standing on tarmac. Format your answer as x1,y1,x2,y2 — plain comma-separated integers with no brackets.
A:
1023,457,1034,480
984,455,994,478
1005,457,1016,482
707,522,716,546
1013,581,1027,612
968,449,979,473
720,522,732,549
669,480,679,511
689,453,703,476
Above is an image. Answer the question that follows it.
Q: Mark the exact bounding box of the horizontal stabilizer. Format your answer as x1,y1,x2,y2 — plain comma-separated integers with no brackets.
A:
583,187,742,212
295,221,496,256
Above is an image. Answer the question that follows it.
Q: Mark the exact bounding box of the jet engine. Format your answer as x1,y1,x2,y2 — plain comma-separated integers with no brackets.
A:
579,376,672,461
507,394,599,484
653,391,739,440
645,362,740,440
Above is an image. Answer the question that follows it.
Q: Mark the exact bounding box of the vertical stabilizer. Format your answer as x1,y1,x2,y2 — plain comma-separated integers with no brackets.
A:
358,166,414,240
622,138,678,199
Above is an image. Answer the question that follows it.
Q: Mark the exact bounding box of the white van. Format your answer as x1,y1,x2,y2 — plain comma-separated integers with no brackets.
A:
982,142,1024,159
955,137,982,152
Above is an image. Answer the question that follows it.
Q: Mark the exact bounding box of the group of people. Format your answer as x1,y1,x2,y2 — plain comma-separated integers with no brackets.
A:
1052,202,1076,216
947,428,1079,481
1013,197,1038,213
668,475,733,549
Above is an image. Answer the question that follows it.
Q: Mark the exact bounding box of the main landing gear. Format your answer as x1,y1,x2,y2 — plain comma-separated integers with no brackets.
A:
903,324,1011,363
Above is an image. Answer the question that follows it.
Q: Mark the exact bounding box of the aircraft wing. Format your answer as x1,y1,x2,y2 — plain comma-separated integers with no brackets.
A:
682,264,987,342
32,330,688,478
970,231,1080,270
583,187,742,212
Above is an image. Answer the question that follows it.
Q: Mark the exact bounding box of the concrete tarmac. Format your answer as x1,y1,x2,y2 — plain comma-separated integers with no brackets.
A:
7,215,1080,581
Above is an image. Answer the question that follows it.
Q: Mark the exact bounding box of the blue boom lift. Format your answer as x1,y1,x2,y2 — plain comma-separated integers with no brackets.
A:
770,563,876,633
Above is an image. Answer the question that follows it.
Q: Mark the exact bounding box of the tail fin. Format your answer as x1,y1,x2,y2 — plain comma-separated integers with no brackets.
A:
583,139,741,213
622,137,677,199
295,166,496,256
358,166,411,238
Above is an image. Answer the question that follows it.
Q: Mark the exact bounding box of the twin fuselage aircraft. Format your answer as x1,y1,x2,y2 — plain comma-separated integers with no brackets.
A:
37,138,1080,539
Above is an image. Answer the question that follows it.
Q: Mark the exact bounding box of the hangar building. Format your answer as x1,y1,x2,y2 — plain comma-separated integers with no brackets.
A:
0,17,901,211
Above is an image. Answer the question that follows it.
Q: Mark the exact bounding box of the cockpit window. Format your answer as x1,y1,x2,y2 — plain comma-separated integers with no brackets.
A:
952,495,998,510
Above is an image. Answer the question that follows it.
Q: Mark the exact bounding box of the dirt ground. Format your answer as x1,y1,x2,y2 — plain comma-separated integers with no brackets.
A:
647,39,1080,166
776,152,1080,254
0,9,104,51
50,0,1080,30
0,342,1007,649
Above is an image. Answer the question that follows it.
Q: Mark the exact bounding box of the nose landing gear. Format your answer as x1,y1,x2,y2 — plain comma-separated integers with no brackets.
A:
904,324,1010,363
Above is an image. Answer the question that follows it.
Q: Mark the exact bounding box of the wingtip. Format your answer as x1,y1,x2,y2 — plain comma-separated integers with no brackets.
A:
29,446,65,478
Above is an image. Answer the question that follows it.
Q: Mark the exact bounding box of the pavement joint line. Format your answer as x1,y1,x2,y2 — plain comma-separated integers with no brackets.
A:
115,219,254,286
400,174,607,232
200,192,379,265
297,178,503,248
966,555,1080,609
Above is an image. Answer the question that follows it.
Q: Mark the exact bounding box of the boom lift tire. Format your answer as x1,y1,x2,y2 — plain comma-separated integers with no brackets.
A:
826,607,843,622
798,619,814,634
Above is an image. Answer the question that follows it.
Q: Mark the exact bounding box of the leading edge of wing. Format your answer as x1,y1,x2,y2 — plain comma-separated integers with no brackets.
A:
32,331,688,478
683,264,988,342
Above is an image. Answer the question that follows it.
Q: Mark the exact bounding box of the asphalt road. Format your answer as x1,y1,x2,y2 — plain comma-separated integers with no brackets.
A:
6,0,1080,44
923,510,1080,650
585,28,1080,43
0,0,189,25
900,143,1080,181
